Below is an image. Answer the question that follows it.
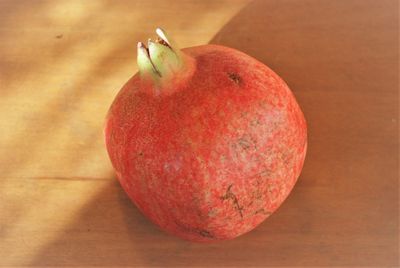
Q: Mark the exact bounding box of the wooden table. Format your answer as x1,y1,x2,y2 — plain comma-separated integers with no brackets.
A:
1,0,398,266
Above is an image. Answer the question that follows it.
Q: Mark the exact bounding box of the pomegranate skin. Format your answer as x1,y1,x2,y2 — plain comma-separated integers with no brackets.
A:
105,44,307,242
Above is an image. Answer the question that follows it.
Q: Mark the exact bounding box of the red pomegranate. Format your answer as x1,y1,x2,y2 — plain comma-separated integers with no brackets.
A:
105,28,307,242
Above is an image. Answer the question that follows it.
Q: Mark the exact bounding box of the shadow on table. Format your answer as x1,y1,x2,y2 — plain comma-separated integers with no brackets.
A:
29,177,317,266
30,0,398,266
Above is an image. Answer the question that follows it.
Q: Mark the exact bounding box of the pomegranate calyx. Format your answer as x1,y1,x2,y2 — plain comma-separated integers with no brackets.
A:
137,28,184,83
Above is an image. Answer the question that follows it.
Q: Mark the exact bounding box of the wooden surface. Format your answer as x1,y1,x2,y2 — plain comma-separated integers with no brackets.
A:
0,0,398,266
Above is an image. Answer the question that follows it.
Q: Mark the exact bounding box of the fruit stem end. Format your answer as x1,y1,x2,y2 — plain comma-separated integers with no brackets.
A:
137,28,185,83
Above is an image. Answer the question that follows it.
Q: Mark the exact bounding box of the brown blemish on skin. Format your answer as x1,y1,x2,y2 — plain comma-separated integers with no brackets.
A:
198,229,214,238
221,184,244,219
237,135,257,151
56,34,63,39
250,117,261,127
238,137,251,150
252,188,263,200
228,72,241,85
281,149,296,170
254,208,271,216
174,220,215,239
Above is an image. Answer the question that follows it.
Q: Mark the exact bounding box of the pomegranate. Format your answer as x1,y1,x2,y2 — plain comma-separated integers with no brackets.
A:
104,28,307,242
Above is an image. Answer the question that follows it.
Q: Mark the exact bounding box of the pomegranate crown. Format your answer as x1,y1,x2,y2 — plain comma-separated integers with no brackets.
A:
137,28,184,81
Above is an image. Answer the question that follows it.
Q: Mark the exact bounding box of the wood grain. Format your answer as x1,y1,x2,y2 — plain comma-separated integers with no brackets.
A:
0,0,398,266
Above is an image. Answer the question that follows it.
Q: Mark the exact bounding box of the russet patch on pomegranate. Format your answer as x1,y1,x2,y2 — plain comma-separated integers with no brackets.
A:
104,28,307,242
